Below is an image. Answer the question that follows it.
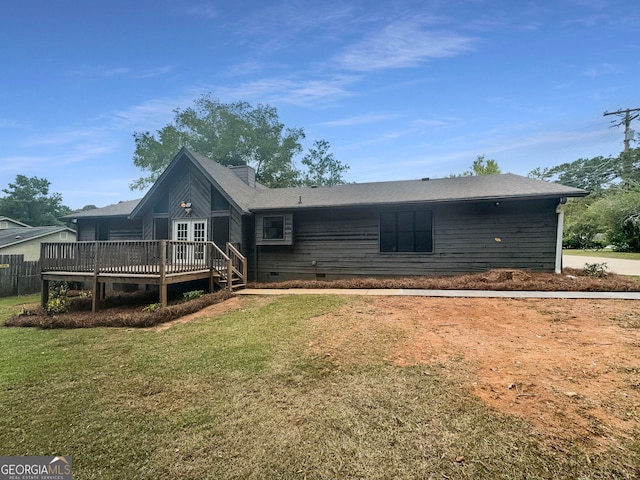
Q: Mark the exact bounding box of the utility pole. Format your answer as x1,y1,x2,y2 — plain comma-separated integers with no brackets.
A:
603,107,640,153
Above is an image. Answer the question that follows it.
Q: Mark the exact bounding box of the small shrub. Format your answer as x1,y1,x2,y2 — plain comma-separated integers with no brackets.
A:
143,303,162,312
583,262,608,277
45,282,69,316
183,290,205,301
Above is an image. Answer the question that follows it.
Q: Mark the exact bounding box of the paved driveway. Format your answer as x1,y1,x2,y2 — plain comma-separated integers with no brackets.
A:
563,254,640,276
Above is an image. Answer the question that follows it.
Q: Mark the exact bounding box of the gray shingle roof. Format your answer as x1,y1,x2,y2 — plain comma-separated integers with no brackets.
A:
64,199,142,219
187,150,258,214
64,150,588,219
249,173,587,211
0,226,75,248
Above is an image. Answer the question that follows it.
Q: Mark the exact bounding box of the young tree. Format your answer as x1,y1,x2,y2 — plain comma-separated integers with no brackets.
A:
450,155,501,177
0,175,70,226
465,155,501,176
299,140,349,186
131,94,348,189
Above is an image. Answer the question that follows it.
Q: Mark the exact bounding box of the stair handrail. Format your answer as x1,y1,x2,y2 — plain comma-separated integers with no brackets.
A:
226,242,247,287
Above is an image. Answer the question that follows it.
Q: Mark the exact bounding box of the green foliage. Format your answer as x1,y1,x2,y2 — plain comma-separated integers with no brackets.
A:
45,282,69,316
536,146,640,252
529,155,619,194
582,262,608,277
183,290,204,301
529,148,640,193
466,155,501,176
450,155,501,177
562,197,604,249
131,93,348,190
299,139,349,186
562,188,640,252
602,189,640,251
0,175,71,226
143,303,162,312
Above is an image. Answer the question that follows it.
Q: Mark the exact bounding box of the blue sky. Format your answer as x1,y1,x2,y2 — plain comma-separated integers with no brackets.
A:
1,0,638,209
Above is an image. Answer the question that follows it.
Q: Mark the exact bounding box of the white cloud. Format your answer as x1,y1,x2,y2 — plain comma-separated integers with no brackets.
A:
0,118,28,129
70,65,173,79
217,75,357,107
0,155,52,173
318,114,398,127
583,63,620,77
335,17,476,72
101,97,186,130
183,3,219,19
23,129,99,147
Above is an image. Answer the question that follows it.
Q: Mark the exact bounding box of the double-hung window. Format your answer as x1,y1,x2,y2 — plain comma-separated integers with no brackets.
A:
380,210,433,253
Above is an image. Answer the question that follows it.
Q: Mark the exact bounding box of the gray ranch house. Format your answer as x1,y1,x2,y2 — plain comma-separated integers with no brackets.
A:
44,148,586,308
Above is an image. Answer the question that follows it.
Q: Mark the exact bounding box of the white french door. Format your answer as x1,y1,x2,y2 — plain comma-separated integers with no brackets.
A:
173,219,208,264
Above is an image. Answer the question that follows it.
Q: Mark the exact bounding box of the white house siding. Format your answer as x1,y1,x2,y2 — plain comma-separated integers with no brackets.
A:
1,231,77,261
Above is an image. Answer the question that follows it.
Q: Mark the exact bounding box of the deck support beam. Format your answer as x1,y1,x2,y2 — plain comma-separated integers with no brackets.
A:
159,240,167,307
41,278,49,309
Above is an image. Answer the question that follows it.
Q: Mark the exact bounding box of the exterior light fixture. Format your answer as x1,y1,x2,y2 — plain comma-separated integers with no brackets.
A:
181,201,192,214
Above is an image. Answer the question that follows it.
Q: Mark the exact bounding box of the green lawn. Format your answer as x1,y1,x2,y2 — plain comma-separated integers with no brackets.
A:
0,293,40,319
1,294,638,479
563,249,640,260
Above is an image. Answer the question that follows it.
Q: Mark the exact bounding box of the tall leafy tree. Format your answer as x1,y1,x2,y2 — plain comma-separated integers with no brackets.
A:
131,94,348,189
0,175,70,226
533,146,640,252
299,140,349,186
528,155,619,194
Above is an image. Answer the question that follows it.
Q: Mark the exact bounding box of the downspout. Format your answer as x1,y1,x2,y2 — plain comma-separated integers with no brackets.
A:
554,199,566,274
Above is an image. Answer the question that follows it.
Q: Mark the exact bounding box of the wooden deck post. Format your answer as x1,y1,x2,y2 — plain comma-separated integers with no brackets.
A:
159,240,167,307
40,243,48,309
242,252,248,287
92,242,100,314
208,243,215,293
41,279,49,309
227,257,233,292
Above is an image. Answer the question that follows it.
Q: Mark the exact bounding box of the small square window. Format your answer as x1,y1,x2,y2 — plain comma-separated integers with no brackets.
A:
263,216,284,240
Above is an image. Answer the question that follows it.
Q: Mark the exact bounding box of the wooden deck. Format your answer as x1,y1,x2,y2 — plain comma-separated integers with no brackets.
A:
41,240,247,312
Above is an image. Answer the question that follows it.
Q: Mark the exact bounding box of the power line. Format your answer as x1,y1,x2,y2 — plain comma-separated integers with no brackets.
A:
603,107,640,154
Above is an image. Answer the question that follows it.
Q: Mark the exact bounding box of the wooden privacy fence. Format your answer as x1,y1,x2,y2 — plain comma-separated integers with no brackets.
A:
0,255,41,297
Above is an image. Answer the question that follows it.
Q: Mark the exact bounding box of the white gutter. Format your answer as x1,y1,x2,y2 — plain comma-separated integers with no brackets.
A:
555,202,565,274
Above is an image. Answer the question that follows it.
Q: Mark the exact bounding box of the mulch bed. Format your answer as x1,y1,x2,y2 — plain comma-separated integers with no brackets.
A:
4,290,232,329
247,268,640,292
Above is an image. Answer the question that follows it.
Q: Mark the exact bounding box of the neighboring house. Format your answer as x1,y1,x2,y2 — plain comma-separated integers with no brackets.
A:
63,148,587,282
0,220,76,261
0,216,30,230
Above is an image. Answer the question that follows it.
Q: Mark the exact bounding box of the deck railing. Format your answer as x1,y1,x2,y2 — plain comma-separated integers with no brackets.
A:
226,242,248,287
41,240,246,288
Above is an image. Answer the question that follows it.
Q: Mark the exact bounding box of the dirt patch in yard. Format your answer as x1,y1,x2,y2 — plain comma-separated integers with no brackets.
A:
308,296,640,451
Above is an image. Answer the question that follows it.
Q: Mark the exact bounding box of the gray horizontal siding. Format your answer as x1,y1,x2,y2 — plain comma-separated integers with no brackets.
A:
108,218,143,240
256,199,559,281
